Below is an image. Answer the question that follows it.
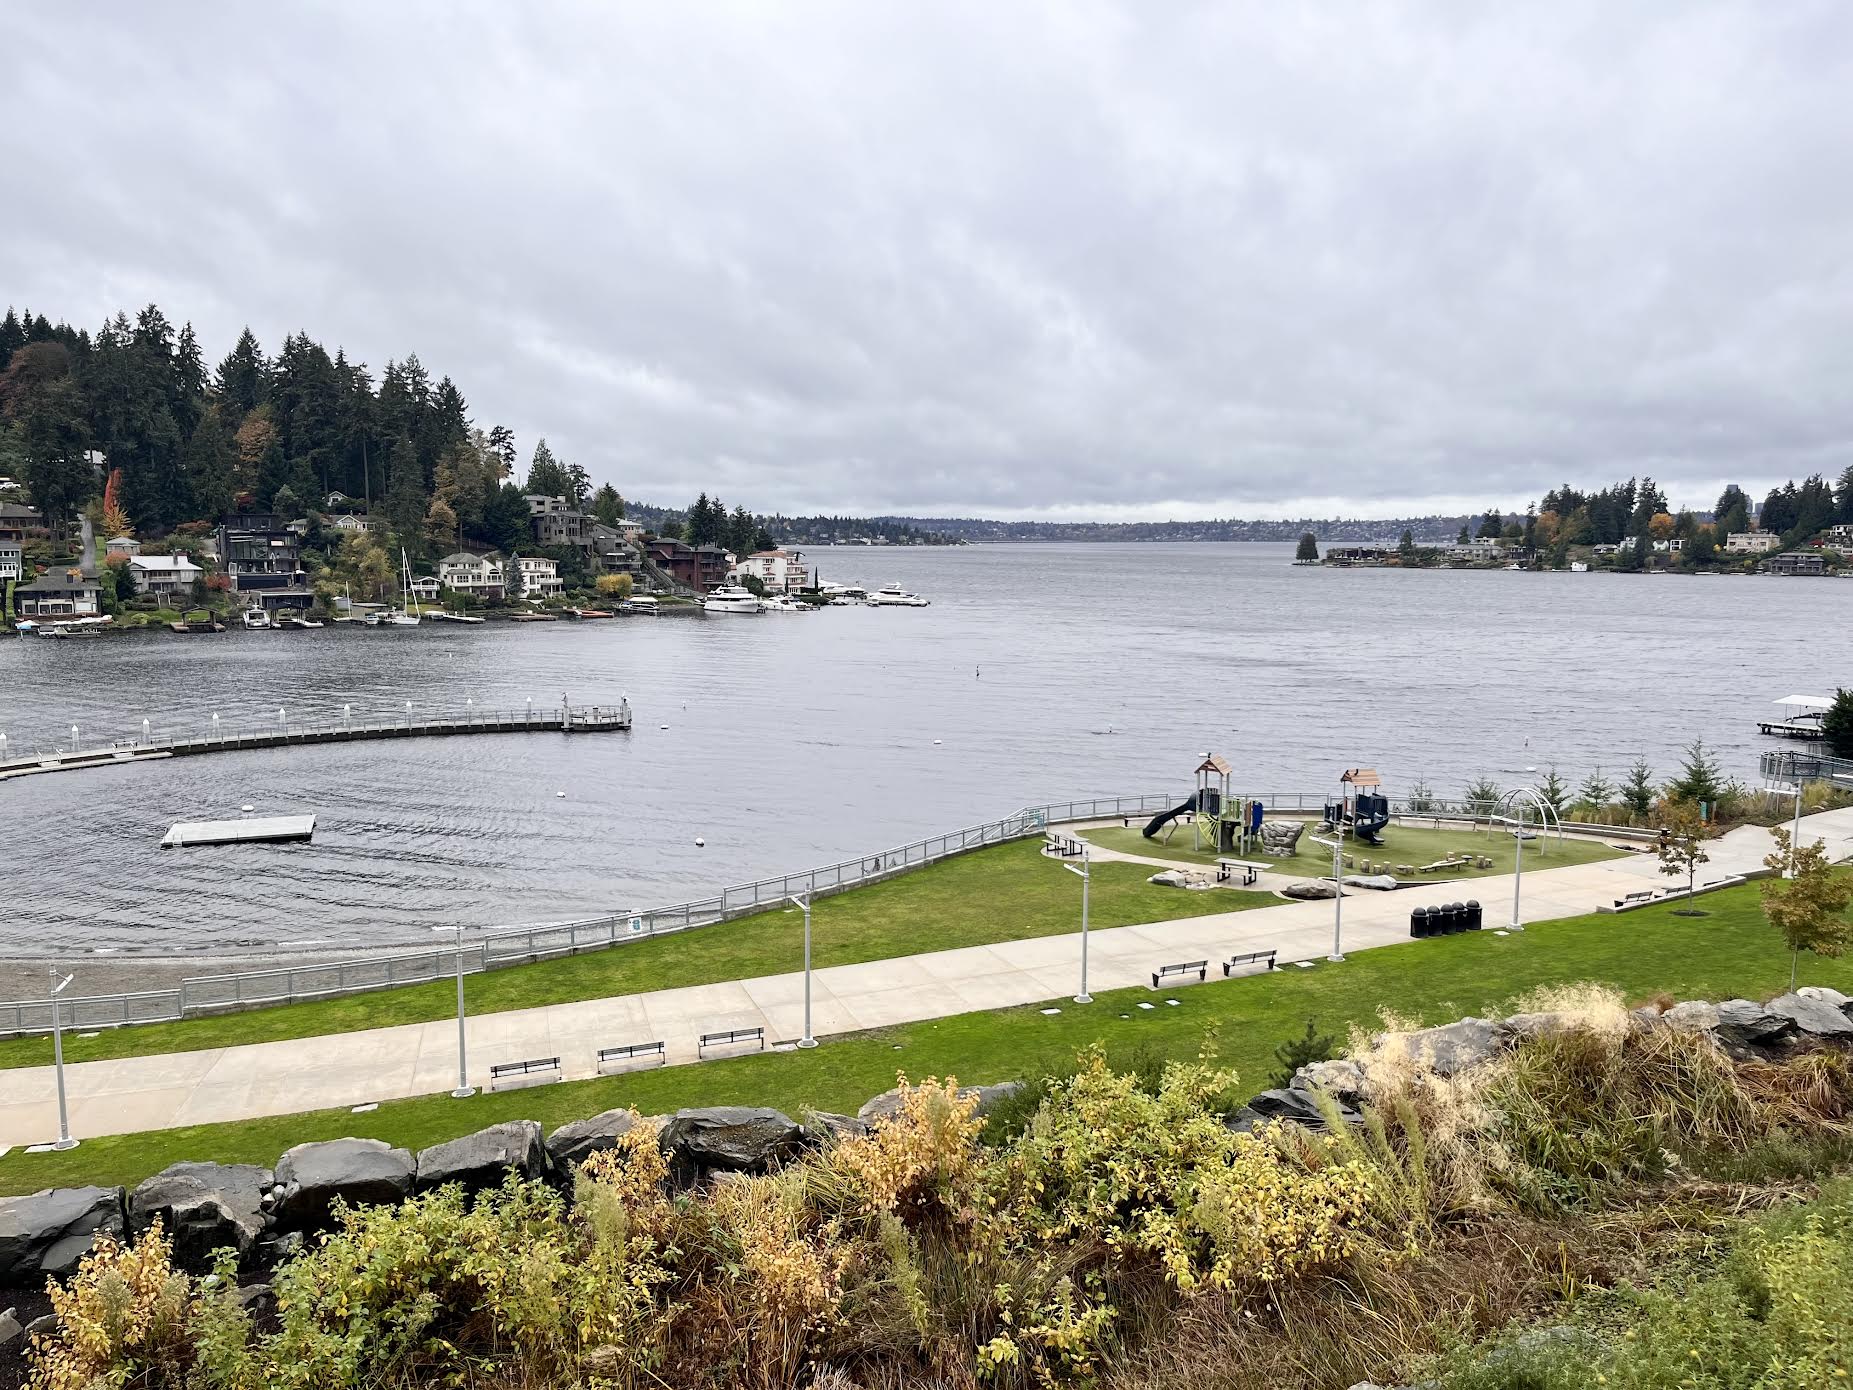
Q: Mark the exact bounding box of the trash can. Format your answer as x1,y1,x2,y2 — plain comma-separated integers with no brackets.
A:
1409,905,1430,938
1466,899,1482,930
1446,902,1466,934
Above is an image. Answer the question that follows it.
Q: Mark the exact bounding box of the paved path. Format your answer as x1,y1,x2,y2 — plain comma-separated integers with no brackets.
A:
5,810,1851,1145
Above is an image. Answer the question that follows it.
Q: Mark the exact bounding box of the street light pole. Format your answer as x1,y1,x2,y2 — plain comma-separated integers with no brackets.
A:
1328,818,1346,962
49,968,78,1151
1064,844,1092,1002
1788,761,1805,878
788,895,817,1047
435,926,474,1097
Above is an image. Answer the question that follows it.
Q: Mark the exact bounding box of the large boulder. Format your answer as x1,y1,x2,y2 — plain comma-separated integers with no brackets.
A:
1712,999,1800,1058
856,1081,1023,1126
545,1109,650,1171
1342,874,1399,891
128,1163,272,1273
801,1112,869,1148
1289,1058,1367,1110
1766,992,1853,1041
1259,820,1305,855
1228,1087,1361,1134
0,1306,21,1350
1403,1017,1514,1077
415,1121,548,1195
657,1108,805,1175
1280,879,1338,900
1147,869,1212,890
270,1138,415,1231
1660,1000,1721,1033
1798,986,1853,1012
0,1186,126,1284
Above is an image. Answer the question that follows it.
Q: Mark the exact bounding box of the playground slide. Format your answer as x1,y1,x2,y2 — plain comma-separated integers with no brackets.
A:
1351,793,1390,845
1143,789,1219,839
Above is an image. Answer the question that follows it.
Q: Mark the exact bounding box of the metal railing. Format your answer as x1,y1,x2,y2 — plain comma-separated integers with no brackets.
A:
1763,748,1853,787
0,787,1641,1038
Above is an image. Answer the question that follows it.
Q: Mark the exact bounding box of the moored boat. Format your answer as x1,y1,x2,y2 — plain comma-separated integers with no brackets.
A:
703,584,763,614
866,583,929,607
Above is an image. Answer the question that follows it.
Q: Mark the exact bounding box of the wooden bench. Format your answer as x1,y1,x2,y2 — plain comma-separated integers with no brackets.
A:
1215,857,1266,886
597,1039,666,1072
1222,948,1277,977
488,1056,560,1089
1151,960,1209,988
698,1026,766,1057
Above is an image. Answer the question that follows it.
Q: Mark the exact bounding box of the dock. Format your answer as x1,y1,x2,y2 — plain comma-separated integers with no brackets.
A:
0,700,631,782
163,814,317,848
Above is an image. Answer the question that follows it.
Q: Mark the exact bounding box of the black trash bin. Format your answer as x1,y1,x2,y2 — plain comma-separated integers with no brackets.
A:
1446,902,1466,934
1409,905,1429,939
1466,899,1482,930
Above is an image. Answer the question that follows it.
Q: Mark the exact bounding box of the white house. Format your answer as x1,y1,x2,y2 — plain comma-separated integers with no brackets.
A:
0,541,21,581
331,514,384,534
513,554,562,598
105,536,142,558
732,548,810,593
438,552,506,597
408,575,442,602
1726,531,1780,554
127,554,203,597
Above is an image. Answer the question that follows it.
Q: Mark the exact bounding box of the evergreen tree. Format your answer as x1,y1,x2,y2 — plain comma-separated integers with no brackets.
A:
216,328,268,418
1266,1018,1337,1089
1535,766,1570,818
1620,758,1657,819
1456,522,1470,544
1665,739,1726,808
481,481,533,555
1476,509,1503,539
183,406,236,521
486,425,517,477
591,483,625,525
1295,531,1319,561
1836,466,1853,525
566,461,591,508
525,438,570,498
0,308,25,367
1822,689,1853,760
1398,528,1415,558
383,435,425,545
1575,767,1617,815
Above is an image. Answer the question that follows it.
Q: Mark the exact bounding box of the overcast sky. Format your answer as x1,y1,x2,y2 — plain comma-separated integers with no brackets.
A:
5,3,1850,520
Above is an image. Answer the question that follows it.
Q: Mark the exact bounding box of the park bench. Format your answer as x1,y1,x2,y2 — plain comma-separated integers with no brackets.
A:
1044,832,1084,858
1222,948,1277,977
1151,960,1209,989
1613,888,1656,908
1215,857,1265,886
699,1025,766,1057
489,1056,561,1089
597,1039,666,1072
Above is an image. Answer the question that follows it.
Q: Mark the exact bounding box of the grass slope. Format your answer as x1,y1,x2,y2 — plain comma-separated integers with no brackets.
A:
1084,819,1630,878
5,881,1845,1198
0,841,1266,1070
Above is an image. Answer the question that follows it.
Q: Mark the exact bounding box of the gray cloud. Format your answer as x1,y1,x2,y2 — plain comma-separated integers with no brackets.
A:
5,1,1851,518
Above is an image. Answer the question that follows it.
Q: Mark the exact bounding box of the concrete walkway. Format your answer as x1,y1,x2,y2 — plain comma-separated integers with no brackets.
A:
4,809,1851,1145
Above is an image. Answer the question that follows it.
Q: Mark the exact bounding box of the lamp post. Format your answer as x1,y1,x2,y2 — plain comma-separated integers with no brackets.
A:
1328,818,1347,962
466,696,474,725
787,895,817,1047
1064,844,1093,1002
211,712,220,740
1787,759,1805,878
49,969,78,1151
142,718,150,745
70,725,78,753
433,926,474,1097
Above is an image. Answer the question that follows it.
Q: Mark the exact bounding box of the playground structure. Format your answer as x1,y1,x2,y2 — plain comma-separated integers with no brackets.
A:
1142,754,1264,855
1323,768,1391,845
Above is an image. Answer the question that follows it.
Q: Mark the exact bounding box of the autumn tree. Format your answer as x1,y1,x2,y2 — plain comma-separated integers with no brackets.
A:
1655,802,1710,902
1762,827,1853,990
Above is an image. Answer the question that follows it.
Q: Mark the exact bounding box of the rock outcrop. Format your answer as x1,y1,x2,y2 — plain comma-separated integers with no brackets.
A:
270,1138,415,1231
657,1108,805,1175
415,1121,548,1194
544,1109,650,1171
0,1186,126,1283
128,1163,272,1272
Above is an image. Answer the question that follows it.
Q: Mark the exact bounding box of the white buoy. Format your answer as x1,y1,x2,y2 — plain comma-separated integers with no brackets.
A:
240,804,254,814
556,791,566,798
660,724,669,730
933,739,942,745
695,837,705,847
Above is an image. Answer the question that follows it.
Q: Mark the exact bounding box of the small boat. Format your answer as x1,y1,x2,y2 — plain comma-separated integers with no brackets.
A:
365,549,424,626
758,594,807,612
1569,562,1588,573
620,596,659,614
567,608,615,620
425,610,486,624
242,607,272,630
866,583,929,607
703,584,764,615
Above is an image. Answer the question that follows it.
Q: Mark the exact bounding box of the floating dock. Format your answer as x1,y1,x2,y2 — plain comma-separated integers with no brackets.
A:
0,701,631,782
162,814,317,848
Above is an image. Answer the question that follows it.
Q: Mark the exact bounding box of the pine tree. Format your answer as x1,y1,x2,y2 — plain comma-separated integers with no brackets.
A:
1574,767,1617,816
525,439,570,498
1665,739,1726,808
215,328,268,418
1295,532,1319,561
183,406,235,521
1822,689,1853,760
591,484,625,525
1620,757,1657,820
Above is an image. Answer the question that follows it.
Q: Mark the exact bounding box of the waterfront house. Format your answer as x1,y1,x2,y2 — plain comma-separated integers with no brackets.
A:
525,494,593,548
216,512,314,613
1726,531,1780,554
513,554,563,598
331,513,384,534
0,541,21,582
646,538,733,591
15,569,101,618
588,522,640,574
127,553,203,598
438,551,506,598
105,536,142,558
0,502,47,545
409,575,442,602
1768,551,1826,577
732,548,811,593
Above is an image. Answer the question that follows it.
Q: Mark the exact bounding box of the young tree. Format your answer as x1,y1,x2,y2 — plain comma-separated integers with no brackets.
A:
1621,757,1657,820
1655,802,1710,902
1535,766,1570,819
1822,688,1853,760
1762,827,1853,990
1267,1017,1337,1089
1295,532,1319,561
1574,767,1617,818
1665,738,1726,809
1464,775,1502,809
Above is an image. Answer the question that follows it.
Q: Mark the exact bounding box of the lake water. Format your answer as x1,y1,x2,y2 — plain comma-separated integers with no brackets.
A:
0,543,1838,960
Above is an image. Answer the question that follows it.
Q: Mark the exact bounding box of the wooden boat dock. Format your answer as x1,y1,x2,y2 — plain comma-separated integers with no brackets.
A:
163,814,316,848
0,699,631,782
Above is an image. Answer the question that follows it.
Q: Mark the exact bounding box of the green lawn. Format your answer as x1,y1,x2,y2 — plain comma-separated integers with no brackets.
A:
0,841,1268,1071
4,882,1846,1198
1084,819,1631,879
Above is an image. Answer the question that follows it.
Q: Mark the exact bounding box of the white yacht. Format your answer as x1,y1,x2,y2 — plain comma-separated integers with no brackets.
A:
758,594,807,612
866,583,929,607
620,595,659,614
242,607,272,630
703,584,763,615
367,549,424,626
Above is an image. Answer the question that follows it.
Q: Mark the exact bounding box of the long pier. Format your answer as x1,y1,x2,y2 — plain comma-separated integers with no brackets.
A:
0,700,631,781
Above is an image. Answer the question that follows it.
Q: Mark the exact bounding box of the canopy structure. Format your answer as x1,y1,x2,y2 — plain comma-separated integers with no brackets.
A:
1340,767,1382,787
1195,754,1232,776
1774,695,1832,711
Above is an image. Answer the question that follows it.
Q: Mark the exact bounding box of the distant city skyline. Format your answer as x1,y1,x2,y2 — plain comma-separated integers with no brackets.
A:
6,3,1850,520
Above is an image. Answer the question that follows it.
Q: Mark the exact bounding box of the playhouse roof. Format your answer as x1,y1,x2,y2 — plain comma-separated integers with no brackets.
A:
1340,767,1381,786
1195,754,1231,775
